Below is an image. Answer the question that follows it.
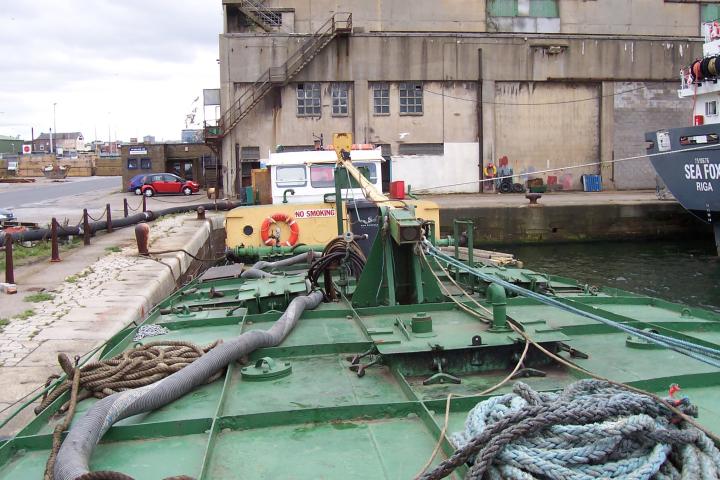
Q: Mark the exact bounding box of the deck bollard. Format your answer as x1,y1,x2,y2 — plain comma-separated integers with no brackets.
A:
135,223,150,256
197,206,206,220
142,195,147,213
123,198,129,218
106,203,113,233
83,209,91,246
50,218,61,263
4,234,14,285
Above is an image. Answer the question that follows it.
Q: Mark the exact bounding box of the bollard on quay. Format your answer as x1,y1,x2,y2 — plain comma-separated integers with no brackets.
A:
106,203,113,233
83,209,91,246
4,233,14,285
197,206,206,220
50,218,61,262
135,223,150,256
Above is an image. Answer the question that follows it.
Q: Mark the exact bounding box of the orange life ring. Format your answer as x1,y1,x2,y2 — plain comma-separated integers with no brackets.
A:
484,163,497,177
260,213,300,247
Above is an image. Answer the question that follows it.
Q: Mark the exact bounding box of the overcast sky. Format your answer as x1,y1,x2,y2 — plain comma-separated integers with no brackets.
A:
0,1,222,143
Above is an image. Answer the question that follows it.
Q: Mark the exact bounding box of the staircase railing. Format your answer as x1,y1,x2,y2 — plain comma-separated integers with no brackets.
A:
206,12,352,142
237,0,282,32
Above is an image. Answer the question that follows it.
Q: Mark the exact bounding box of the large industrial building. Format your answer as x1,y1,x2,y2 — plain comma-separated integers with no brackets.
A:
208,0,716,196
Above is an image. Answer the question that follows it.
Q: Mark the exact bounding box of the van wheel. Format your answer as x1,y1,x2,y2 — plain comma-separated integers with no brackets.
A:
134,187,142,195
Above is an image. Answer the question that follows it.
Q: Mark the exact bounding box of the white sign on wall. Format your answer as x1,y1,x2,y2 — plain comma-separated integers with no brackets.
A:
129,147,148,155
294,208,336,219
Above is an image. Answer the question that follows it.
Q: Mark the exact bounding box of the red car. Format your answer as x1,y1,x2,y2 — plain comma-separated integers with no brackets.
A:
141,173,199,197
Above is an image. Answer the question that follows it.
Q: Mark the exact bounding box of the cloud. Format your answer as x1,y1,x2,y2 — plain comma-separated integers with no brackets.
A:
0,0,222,142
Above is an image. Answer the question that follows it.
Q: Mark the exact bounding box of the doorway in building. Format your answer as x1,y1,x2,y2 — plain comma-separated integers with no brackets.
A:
378,144,391,193
168,160,195,181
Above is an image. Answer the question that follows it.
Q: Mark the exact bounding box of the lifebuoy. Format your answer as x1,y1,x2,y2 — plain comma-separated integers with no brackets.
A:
260,213,300,247
484,163,497,177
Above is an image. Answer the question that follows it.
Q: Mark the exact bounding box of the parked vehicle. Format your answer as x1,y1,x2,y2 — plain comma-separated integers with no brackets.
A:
141,173,199,197
0,208,15,222
128,174,148,195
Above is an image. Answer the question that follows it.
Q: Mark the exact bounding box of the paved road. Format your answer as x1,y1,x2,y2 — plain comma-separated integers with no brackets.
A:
0,177,121,209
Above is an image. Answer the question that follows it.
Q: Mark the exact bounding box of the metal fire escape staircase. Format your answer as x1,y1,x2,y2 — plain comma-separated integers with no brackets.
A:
204,12,352,145
237,0,283,32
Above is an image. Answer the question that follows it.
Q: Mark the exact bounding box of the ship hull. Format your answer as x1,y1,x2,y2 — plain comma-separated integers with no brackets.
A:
646,125,720,252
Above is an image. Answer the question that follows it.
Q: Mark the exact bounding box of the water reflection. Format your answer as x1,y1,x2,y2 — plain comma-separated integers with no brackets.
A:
503,239,720,313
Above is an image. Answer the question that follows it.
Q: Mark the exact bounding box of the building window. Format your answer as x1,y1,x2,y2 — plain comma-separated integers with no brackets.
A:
703,4,720,23
127,158,138,170
707,100,718,116
488,0,558,17
140,158,152,169
399,82,423,115
331,83,349,116
398,143,444,156
241,146,260,161
372,83,390,115
310,165,336,188
297,83,321,116
355,162,378,183
276,165,307,187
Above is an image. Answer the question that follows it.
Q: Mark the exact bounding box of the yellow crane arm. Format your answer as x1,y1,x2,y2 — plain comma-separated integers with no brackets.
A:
338,157,389,203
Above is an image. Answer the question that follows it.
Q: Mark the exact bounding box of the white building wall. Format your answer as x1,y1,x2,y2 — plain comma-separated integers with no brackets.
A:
391,142,479,193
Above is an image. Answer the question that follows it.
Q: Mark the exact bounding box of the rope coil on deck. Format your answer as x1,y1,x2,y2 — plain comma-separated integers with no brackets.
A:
35,340,220,415
421,380,720,480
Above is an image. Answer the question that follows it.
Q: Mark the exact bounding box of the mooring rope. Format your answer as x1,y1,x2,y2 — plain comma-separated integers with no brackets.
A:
420,380,720,480
35,340,220,415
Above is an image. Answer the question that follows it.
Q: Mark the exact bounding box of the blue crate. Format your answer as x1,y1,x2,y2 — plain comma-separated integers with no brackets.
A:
581,174,602,192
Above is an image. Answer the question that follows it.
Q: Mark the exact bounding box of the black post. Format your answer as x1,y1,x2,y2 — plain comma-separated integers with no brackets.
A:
106,203,113,233
142,194,147,213
4,234,14,285
123,198,129,218
50,218,61,262
83,209,91,246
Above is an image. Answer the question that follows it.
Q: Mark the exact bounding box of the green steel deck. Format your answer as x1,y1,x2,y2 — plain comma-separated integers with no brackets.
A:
1,263,719,479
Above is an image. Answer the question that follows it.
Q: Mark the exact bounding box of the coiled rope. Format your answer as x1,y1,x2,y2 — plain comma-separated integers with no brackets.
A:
35,340,220,415
420,380,720,480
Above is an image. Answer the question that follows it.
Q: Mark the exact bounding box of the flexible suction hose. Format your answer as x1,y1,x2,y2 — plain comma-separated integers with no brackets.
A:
240,251,321,278
53,290,324,480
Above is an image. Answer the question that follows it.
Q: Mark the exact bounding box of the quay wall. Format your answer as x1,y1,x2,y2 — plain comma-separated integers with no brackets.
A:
439,202,711,244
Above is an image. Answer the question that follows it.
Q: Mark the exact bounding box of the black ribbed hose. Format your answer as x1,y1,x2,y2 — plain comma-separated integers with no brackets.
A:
54,290,324,480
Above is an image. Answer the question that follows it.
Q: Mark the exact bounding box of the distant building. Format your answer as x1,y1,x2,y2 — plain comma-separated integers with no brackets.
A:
119,142,219,191
181,129,203,143
0,135,22,156
142,135,156,144
34,132,84,154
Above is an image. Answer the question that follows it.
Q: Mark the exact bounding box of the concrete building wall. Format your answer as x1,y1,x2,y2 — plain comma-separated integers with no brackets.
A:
217,0,706,196
558,0,700,37
227,0,701,36
612,81,693,190
492,81,600,191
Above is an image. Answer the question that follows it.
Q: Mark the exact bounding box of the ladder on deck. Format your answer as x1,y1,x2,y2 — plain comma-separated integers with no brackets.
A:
205,12,352,143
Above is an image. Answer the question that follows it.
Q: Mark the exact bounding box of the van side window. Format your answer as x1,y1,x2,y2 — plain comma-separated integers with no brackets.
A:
276,165,307,187
310,165,335,188
355,163,378,183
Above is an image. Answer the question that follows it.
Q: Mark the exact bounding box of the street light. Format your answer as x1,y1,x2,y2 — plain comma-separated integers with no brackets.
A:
53,102,57,154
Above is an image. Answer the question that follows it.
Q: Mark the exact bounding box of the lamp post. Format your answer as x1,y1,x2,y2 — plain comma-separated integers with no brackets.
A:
52,102,57,154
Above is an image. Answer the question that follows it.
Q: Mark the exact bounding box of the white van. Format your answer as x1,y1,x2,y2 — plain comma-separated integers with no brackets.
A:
267,147,383,204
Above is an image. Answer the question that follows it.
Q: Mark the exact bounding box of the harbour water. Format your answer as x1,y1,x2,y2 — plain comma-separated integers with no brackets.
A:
505,238,720,313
